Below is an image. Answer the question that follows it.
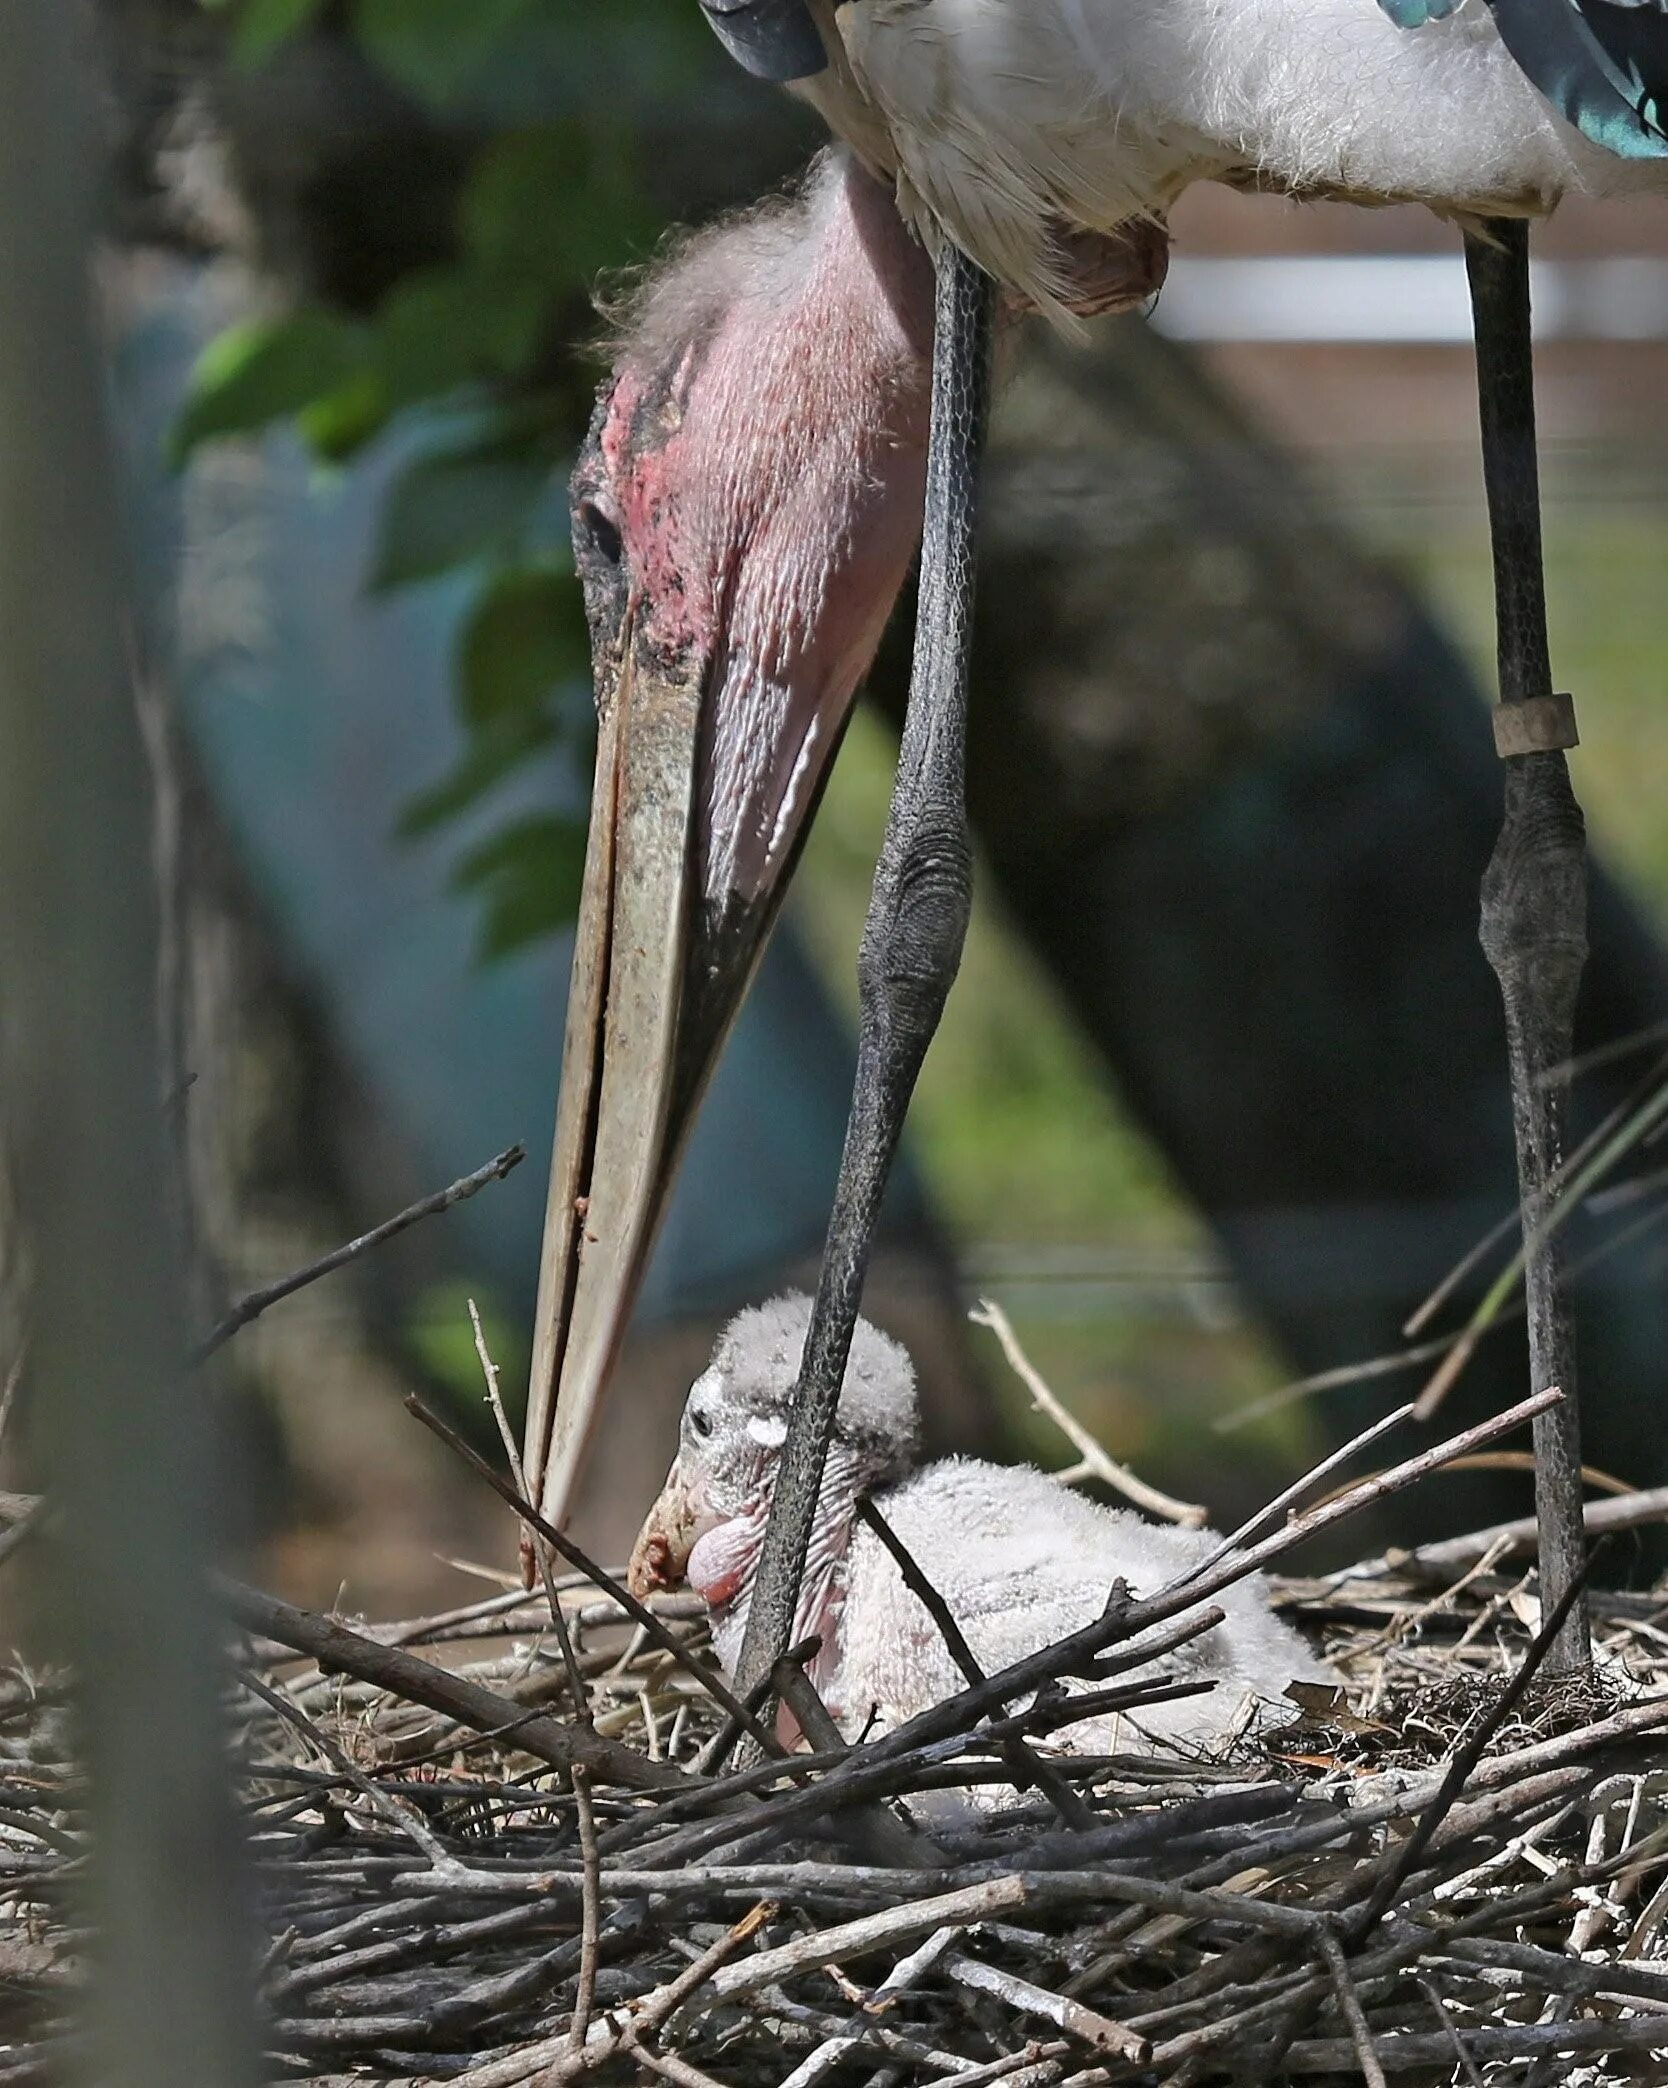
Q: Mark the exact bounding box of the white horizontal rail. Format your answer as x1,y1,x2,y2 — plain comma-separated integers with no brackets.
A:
1149,255,1668,344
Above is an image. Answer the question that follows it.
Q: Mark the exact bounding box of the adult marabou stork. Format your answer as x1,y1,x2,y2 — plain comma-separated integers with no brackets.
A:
525,0,1668,1690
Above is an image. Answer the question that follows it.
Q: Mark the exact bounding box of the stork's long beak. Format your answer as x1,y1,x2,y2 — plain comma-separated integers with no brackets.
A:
520,624,791,1541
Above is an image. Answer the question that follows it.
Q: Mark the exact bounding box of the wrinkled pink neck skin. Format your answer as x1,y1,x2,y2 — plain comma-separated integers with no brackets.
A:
689,1441,874,1737
600,156,934,912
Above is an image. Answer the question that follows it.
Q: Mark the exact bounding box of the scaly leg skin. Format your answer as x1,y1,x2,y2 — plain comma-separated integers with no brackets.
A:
731,246,997,1712
1464,219,1591,1675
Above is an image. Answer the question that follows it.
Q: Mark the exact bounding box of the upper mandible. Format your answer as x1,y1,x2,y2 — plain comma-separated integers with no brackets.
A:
698,0,828,81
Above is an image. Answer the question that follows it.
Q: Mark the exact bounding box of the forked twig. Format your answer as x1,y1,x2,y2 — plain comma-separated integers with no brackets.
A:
970,1297,1206,1525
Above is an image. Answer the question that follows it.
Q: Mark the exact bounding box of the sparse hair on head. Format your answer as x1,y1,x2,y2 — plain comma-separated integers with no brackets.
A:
593,147,853,371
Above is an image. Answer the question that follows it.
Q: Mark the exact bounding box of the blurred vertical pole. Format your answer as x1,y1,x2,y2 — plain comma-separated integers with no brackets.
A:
0,8,258,2087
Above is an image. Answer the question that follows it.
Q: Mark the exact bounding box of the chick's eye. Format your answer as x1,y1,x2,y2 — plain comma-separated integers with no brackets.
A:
688,1407,712,1440
579,499,623,567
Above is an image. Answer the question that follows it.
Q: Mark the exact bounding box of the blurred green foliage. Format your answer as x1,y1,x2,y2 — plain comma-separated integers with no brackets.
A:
177,0,711,957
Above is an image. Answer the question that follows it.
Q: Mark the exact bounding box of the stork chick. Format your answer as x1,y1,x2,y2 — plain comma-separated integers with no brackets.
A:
629,1295,1324,1767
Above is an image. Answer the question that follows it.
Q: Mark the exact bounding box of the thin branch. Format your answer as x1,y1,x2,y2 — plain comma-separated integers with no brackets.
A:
969,1297,1206,1525
467,1297,584,1714
1314,1930,1387,2088
195,1145,525,1360
219,1578,680,1793
568,1766,600,2049
857,1497,1096,1830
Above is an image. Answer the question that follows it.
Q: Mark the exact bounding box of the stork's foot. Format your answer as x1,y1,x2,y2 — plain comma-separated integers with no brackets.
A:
1481,743,1590,1674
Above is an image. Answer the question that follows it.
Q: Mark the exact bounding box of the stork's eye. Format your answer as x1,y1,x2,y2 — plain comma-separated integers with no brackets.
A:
688,1406,713,1439
578,499,623,568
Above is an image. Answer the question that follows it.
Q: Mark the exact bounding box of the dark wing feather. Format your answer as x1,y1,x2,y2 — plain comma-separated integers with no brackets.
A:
1488,0,1668,155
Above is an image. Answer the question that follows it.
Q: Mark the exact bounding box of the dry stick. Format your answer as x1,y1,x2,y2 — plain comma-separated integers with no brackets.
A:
1245,1566,1599,2086
469,1298,585,1716
568,1767,599,2049
404,1393,784,1763
1415,1975,1488,2088
1216,1326,1484,1432
768,1646,934,1870
1179,1401,1415,1590
196,1144,525,1360
221,1580,679,1793
238,1670,453,1872
511,1900,776,2088
623,1621,1225,1874
856,1498,1097,1831
1314,1929,1388,2088
774,1927,962,2088
1279,2015,1668,2075
942,1952,1150,2066
631,2045,725,2088
968,1298,1206,1526
1396,1481,1668,1577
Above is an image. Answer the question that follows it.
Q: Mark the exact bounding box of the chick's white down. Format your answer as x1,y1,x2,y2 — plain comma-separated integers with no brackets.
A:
640,1295,1324,1769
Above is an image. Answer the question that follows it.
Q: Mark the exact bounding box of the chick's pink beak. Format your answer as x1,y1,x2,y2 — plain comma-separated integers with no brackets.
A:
627,1461,711,1598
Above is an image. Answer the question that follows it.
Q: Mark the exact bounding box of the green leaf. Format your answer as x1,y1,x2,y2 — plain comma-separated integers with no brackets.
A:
368,440,551,590
449,813,588,960
170,311,368,463
352,0,534,106
230,0,325,63
460,125,653,287
456,563,586,729
374,267,550,410
298,370,390,462
396,713,556,838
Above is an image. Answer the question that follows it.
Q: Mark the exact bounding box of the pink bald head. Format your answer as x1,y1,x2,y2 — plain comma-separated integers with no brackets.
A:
573,151,934,914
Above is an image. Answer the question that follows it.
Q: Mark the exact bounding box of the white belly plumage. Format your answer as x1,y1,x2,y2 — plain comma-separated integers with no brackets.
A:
803,0,1665,318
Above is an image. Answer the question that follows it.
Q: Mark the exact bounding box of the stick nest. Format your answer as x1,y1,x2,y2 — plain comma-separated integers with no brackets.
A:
4,1537,1668,2086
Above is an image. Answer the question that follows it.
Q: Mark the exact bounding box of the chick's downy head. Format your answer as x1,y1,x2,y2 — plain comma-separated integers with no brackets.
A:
626,1292,918,1606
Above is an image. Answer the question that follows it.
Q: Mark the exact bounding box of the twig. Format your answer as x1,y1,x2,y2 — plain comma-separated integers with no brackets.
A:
239,1671,454,1871
857,1498,1096,1830
969,1298,1205,1525
1393,1483,1668,1577
943,1951,1150,2063
219,1579,679,1793
516,1901,776,2087
468,1299,584,1714
1415,1975,1487,2088
1350,1556,1593,1938
195,1145,525,1359
568,1768,599,2049
1179,1402,1414,1589
1314,1930,1387,2088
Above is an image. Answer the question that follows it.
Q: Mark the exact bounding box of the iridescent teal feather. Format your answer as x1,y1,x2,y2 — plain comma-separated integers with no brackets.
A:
1379,0,1668,158
1491,0,1668,156
1375,0,1467,23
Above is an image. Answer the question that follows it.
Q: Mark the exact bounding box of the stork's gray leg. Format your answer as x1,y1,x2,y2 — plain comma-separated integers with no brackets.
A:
733,246,996,1704
1463,219,1590,1674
